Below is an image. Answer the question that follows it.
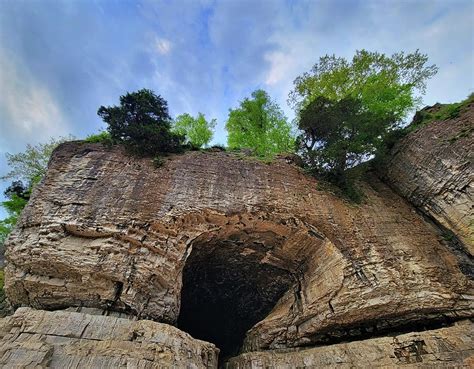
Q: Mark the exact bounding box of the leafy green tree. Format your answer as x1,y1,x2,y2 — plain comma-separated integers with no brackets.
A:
291,50,437,198
289,50,438,123
226,90,295,157
298,96,391,185
98,89,184,156
173,113,216,148
1,136,72,186
1,137,70,246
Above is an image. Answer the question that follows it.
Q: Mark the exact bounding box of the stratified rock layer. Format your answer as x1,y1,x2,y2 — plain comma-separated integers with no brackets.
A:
4,140,473,353
383,102,473,252
226,320,473,368
0,307,218,368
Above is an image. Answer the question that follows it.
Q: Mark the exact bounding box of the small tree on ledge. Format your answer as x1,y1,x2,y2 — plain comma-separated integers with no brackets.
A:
98,89,184,156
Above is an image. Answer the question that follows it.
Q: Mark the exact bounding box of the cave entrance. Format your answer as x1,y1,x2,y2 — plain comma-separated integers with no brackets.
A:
177,237,294,360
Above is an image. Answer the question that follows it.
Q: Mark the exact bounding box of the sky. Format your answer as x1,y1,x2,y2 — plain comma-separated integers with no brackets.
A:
0,0,473,208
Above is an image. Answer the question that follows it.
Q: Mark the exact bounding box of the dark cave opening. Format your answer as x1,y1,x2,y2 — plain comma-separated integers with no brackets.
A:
177,239,293,361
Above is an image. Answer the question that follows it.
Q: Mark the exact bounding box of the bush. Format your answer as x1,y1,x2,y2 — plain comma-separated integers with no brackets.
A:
97,89,184,156
84,131,113,145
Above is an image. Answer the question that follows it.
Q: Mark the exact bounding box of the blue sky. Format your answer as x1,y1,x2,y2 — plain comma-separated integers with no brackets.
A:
0,0,473,204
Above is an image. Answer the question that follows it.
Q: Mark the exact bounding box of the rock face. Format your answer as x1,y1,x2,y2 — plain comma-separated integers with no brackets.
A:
383,101,473,252
227,320,474,368
2,102,473,366
0,307,218,368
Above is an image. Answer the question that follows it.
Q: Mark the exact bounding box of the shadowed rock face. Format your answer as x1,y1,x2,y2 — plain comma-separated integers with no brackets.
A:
178,236,294,359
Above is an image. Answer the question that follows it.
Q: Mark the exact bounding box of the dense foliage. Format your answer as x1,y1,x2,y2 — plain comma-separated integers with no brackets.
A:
289,50,438,121
291,50,438,198
173,113,216,148
226,90,295,157
297,96,389,187
98,89,184,156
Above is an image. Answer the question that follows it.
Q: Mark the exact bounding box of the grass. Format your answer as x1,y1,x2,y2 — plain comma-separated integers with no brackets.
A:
374,93,473,168
409,93,473,132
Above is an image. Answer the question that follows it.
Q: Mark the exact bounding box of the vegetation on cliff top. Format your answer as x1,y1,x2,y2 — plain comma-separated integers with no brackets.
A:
0,49,454,245
173,113,216,149
98,89,185,156
409,93,474,131
291,50,438,199
226,89,295,157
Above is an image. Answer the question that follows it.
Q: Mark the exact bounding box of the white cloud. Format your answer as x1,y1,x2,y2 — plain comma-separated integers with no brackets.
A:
153,37,172,55
259,0,474,119
0,51,69,151
264,51,297,86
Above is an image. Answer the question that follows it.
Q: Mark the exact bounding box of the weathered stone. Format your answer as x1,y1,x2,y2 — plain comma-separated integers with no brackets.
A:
383,101,473,252
226,320,474,368
0,307,218,368
4,140,473,355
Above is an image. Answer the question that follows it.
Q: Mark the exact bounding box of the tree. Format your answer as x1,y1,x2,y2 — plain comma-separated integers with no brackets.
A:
289,50,438,123
226,89,295,157
98,89,184,156
291,50,437,196
173,113,216,148
1,137,70,246
4,181,30,201
297,96,392,186
0,183,29,245
1,136,73,186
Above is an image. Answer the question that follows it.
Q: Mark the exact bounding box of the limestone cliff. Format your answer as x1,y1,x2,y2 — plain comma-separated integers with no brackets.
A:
1,102,473,367
383,100,473,253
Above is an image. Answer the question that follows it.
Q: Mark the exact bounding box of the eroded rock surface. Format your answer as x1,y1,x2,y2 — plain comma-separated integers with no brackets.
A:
0,307,218,368
383,101,473,252
4,140,473,357
226,320,473,368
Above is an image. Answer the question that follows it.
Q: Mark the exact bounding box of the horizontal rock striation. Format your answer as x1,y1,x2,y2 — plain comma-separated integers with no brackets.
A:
4,141,473,357
0,307,218,368
226,320,474,368
382,101,473,253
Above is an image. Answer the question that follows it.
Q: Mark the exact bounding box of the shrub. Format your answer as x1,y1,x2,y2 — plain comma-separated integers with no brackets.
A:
84,131,113,144
97,89,184,156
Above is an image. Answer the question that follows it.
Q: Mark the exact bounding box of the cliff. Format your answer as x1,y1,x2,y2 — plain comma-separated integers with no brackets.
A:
1,103,473,367
383,100,473,252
